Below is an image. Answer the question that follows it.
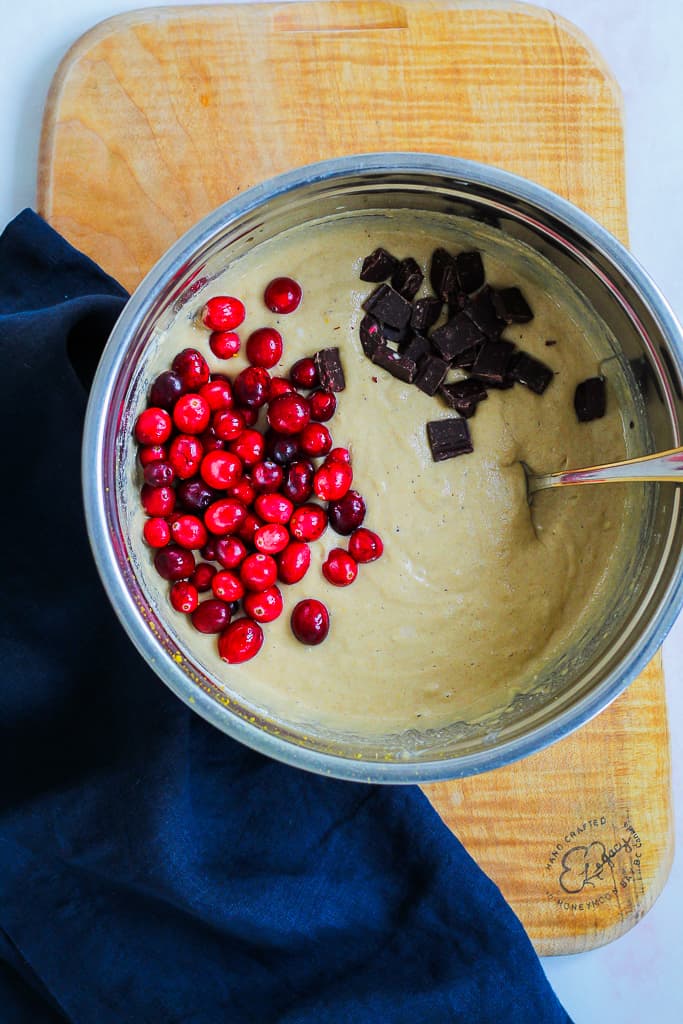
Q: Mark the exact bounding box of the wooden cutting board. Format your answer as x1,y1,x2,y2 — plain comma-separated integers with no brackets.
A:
38,1,673,954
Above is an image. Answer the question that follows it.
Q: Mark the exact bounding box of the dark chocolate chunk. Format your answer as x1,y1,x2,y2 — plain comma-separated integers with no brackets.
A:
450,343,483,370
509,351,553,394
359,314,382,358
440,378,489,418
371,343,418,383
362,284,412,330
471,339,516,385
411,296,442,332
430,248,459,301
455,250,485,294
414,356,449,396
430,311,485,362
391,257,424,301
545,339,557,347
360,247,399,282
492,286,534,324
574,377,606,422
426,418,473,461
447,291,470,319
465,285,505,338
400,332,431,364
380,320,410,345
314,346,346,392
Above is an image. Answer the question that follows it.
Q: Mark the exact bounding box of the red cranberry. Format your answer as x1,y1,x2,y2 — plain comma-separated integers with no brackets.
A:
199,427,225,452
138,444,167,467
246,327,283,369
349,528,384,563
309,389,336,422
264,276,302,315
215,535,248,569
289,357,319,390
298,422,332,458
254,493,293,524
150,370,185,409
135,407,172,445
212,409,244,441
143,460,175,487
201,295,246,331
313,462,352,501
169,434,204,479
154,545,195,581
200,378,233,411
209,330,241,359
251,460,283,493
289,503,328,542
325,447,351,465
170,580,199,613
191,562,217,592
172,348,210,390
233,366,271,409
226,479,256,506
254,523,290,555
191,598,232,634
212,570,245,602
243,585,283,623
281,460,314,504
218,618,264,663
229,428,265,466
269,376,295,398
141,483,175,517
200,449,243,489
322,548,358,586
201,538,219,561
265,429,299,466
170,513,208,550
176,478,217,514
237,512,263,545
173,394,211,435
328,489,366,535
267,393,310,435
277,541,311,584
291,599,329,645
241,406,259,426
143,517,171,548
240,552,278,591
204,498,247,536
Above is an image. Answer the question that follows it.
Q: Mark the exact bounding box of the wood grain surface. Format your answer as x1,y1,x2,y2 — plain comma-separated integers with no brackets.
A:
38,0,672,954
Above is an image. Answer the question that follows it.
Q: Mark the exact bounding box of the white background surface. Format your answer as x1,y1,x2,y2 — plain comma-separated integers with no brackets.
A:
1,1,681,1021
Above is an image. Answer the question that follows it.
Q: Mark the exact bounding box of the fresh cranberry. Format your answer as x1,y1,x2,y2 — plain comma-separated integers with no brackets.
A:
154,545,195,581
251,460,283,493
246,327,283,369
143,517,171,548
215,535,248,569
264,429,299,466
200,378,233,411
291,599,329,645
170,513,208,550
141,483,175,517
176,478,217,513
212,409,244,441
226,479,256,506
209,330,241,359
254,493,293,524
138,444,167,467
233,366,271,409
191,562,217,592
198,427,225,452
172,348,210,390
168,434,204,479
240,406,259,427
170,580,199,614
201,538,218,561
325,447,351,465
243,585,283,623
218,618,264,663
229,428,265,466
313,462,352,501
289,503,328,542
173,394,211,434
201,295,246,331
328,489,366,535
200,449,243,489
254,523,290,555
267,393,310,435
349,528,384,563
281,460,314,504
322,548,358,586
240,552,278,591
191,598,232,634
264,276,302,315
204,498,247,536
268,377,295,398
143,460,175,487
150,370,185,409
135,407,172,445
237,512,263,545
308,389,336,422
298,422,332,458
277,541,311,584
289,357,319,390
212,570,245,602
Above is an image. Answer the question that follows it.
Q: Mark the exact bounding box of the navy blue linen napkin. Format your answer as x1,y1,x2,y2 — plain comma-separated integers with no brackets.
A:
0,210,572,1024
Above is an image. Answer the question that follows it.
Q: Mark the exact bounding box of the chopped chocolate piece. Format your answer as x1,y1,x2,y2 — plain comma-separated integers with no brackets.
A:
431,311,485,362
380,320,410,345
359,314,382,358
440,378,489,418
362,284,412,330
430,248,459,301
391,257,424,301
545,339,557,347
414,355,450,396
574,377,606,422
465,285,505,338
471,339,516,385
455,250,485,294
399,332,431,364
509,351,553,394
411,296,442,332
360,247,399,282
314,346,346,392
447,291,470,319
371,343,418,383
450,343,483,370
426,418,473,461
492,286,534,324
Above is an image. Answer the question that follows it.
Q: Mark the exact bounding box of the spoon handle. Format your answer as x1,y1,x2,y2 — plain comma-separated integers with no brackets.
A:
531,445,683,493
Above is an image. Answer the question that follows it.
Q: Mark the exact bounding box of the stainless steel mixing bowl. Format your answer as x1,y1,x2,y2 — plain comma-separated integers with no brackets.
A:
82,153,683,782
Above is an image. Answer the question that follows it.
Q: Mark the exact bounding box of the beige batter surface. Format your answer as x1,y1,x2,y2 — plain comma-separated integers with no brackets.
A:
127,212,644,736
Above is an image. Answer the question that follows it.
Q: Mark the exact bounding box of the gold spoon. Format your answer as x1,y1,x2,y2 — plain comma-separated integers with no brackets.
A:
524,446,683,499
